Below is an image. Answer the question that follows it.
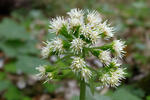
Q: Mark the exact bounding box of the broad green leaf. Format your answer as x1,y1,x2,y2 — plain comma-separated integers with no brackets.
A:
22,97,32,100
0,18,30,40
0,80,11,92
0,72,6,80
72,96,79,100
16,55,48,74
112,88,142,100
94,94,111,100
43,82,60,93
4,62,17,73
0,40,39,57
4,86,23,100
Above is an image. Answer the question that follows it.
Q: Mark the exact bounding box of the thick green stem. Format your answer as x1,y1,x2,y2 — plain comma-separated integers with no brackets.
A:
90,43,112,50
80,79,86,100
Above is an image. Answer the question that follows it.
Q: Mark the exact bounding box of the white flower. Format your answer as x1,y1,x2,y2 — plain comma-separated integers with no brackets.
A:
71,38,85,54
99,21,115,39
86,10,102,25
69,18,83,28
111,58,121,67
81,25,91,39
81,25,100,44
67,8,84,20
113,40,126,58
101,68,126,87
81,68,92,82
51,37,65,54
41,41,52,58
71,57,86,73
41,46,50,58
41,38,64,57
44,72,53,83
99,50,111,65
115,68,126,79
36,65,46,79
89,30,100,44
49,16,67,35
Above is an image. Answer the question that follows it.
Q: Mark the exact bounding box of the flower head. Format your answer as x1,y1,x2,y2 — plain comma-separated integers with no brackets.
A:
51,37,65,54
44,72,53,83
71,57,86,73
36,65,46,79
71,38,85,54
99,21,115,39
67,8,84,20
41,46,50,58
81,68,92,82
69,18,83,28
111,58,121,67
81,25,91,39
112,40,126,58
89,30,100,44
86,10,102,25
41,38,64,58
99,50,111,65
81,25,100,44
49,17,67,35
101,68,126,87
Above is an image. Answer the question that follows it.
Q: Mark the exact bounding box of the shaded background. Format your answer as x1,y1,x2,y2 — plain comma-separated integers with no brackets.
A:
0,0,150,100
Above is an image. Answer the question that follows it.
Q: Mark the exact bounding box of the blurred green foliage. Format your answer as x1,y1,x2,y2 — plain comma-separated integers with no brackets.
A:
72,86,145,100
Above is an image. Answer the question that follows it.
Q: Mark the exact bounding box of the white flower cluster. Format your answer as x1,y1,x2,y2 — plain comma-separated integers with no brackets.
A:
71,57,91,82
67,8,84,27
49,17,67,35
37,8,127,87
36,65,46,79
99,21,114,39
101,67,126,87
98,50,111,65
112,40,126,58
86,10,102,25
41,37,64,58
36,65,53,83
71,38,85,54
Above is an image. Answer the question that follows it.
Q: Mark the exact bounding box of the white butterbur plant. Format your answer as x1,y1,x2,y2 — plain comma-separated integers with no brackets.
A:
36,8,127,100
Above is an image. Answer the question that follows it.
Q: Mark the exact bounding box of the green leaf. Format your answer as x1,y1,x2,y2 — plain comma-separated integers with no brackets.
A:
43,82,60,93
18,40,39,55
0,39,39,57
4,62,17,73
89,79,95,95
16,55,48,74
146,96,150,100
112,88,142,100
22,97,32,100
0,72,6,80
4,86,23,100
59,25,73,40
0,18,30,40
94,94,112,100
0,80,11,92
0,40,24,57
72,96,79,100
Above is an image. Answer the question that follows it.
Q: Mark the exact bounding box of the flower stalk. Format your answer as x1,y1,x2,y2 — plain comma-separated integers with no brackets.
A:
80,79,86,100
